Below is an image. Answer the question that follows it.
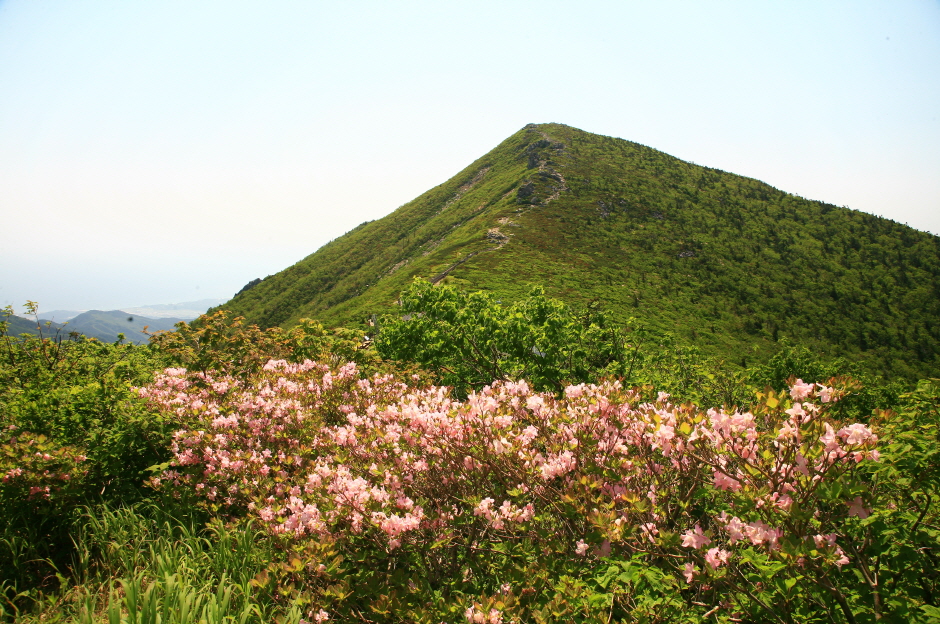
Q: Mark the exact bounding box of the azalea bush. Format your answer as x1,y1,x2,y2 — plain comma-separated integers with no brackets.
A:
139,356,909,622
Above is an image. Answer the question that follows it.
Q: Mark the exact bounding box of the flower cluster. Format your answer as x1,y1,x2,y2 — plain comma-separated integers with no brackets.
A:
0,425,88,502
141,365,877,586
465,604,503,623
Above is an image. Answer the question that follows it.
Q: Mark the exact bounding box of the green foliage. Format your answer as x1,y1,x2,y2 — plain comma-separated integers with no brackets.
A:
378,279,639,396
849,378,940,620
148,309,422,383
6,504,283,623
377,280,903,412
0,304,172,600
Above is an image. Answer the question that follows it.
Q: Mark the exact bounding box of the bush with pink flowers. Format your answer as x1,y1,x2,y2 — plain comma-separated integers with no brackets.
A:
137,355,912,622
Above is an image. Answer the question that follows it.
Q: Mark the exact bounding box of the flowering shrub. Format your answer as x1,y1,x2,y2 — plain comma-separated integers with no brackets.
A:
139,357,893,622
0,427,88,504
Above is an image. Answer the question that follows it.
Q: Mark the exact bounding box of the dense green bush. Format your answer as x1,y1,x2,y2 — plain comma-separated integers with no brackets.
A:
377,280,641,396
377,280,904,414
0,305,172,600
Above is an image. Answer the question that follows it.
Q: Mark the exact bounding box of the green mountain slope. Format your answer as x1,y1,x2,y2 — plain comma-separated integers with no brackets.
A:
221,123,940,380
63,310,186,344
2,314,64,337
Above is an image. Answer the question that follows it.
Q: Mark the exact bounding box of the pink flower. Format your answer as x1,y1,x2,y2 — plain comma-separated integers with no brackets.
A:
847,496,870,519
743,520,781,548
683,562,696,583
564,384,586,399
525,395,545,413
474,498,495,519
712,470,741,492
838,423,876,446
540,450,576,480
704,547,729,570
820,423,841,453
719,513,746,543
575,539,589,556
785,403,806,421
518,425,539,445
464,605,501,624
640,522,659,543
776,423,798,441
681,524,711,549
790,379,814,400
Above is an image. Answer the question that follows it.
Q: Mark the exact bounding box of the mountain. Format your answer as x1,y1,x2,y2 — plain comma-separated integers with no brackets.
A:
37,298,227,323
220,123,940,380
2,314,64,337
5,309,184,344
62,310,186,344
37,310,86,322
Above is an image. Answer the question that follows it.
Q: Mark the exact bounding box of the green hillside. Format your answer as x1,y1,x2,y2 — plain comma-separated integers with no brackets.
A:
2,310,185,344
1,314,64,337
63,310,185,343
221,123,940,380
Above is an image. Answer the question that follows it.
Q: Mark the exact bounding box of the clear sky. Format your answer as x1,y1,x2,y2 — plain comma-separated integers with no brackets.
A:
2,0,938,312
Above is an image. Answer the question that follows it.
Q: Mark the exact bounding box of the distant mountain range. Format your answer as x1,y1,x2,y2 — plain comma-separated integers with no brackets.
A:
5,298,227,344
5,310,184,344
220,123,940,380
37,298,227,322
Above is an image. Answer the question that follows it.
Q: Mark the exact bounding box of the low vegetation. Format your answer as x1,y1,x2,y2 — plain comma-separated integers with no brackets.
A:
1,287,937,623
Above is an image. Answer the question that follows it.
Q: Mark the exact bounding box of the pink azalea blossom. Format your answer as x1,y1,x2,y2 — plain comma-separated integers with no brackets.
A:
704,547,730,569
838,423,876,446
681,524,711,549
790,379,814,400
834,548,850,568
713,470,742,492
847,496,870,519
138,359,879,582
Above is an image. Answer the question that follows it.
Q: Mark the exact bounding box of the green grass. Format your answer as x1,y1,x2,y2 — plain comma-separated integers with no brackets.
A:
5,504,293,624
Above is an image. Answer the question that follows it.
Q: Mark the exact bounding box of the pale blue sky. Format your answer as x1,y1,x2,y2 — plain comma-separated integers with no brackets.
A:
2,1,938,312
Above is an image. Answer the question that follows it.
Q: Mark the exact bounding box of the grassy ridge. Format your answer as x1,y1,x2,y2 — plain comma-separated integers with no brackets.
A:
221,123,940,380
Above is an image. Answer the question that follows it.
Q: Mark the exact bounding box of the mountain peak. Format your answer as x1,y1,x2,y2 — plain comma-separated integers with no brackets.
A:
220,125,940,380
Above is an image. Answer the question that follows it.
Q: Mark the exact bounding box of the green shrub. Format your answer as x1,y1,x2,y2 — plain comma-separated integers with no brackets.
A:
0,304,172,599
